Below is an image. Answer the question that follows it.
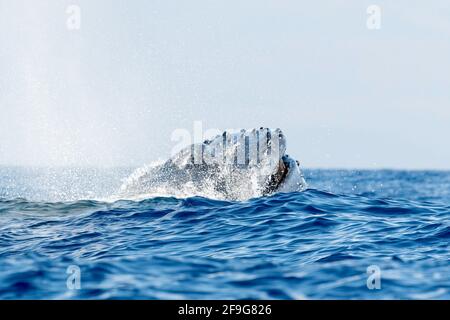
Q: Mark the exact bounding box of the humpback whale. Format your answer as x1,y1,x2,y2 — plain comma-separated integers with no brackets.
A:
119,128,307,201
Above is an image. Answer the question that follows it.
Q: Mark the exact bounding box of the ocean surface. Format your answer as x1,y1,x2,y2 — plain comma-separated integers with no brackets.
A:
0,167,449,299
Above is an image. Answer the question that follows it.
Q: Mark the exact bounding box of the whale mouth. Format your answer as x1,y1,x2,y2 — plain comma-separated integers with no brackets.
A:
119,128,306,201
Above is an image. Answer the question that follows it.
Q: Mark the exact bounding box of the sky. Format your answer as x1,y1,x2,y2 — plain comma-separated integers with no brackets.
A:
0,0,449,169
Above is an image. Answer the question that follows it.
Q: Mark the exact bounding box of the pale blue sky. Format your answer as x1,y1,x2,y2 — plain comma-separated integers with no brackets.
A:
1,0,449,168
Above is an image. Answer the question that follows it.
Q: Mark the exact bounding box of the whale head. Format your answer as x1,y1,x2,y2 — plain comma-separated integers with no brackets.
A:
120,128,306,201
169,128,302,198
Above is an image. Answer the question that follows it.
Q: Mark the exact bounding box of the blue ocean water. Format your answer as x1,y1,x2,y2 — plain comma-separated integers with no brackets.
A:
0,168,449,299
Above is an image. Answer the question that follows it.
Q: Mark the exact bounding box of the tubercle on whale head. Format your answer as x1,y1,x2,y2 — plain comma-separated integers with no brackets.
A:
181,128,288,168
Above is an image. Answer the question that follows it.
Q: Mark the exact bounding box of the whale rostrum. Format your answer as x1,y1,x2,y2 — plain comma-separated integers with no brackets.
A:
119,128,307,201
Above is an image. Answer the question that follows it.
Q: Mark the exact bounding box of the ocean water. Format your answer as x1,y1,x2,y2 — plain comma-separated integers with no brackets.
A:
0,167,449,299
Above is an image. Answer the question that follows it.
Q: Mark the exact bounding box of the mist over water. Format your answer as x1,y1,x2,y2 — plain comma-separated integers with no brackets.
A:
1,1,450,169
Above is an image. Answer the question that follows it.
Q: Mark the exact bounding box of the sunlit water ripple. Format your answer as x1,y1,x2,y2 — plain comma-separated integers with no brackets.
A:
0,168,449,299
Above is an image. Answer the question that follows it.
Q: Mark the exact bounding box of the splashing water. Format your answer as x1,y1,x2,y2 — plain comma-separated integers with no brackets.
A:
118,160,273,201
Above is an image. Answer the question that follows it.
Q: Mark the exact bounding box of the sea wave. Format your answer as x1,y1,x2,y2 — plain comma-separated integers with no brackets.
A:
0,169,449,299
